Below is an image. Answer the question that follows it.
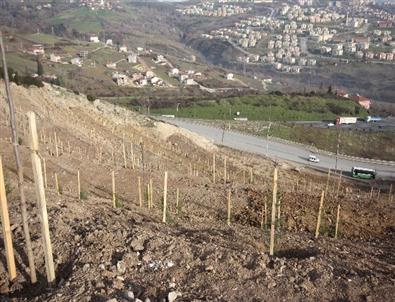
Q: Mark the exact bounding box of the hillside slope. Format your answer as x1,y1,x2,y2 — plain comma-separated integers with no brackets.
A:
0,82,394,301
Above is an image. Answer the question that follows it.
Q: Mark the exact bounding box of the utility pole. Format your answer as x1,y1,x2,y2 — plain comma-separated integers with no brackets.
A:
0,31,37,283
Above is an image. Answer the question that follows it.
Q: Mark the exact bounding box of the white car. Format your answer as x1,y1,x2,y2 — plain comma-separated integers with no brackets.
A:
308,155,320,163
327,122,335,127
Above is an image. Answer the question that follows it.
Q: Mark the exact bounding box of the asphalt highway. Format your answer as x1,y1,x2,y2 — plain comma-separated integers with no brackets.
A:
159,118,395,180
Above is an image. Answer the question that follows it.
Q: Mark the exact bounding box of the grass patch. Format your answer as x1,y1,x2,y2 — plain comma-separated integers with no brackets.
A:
50,7,110,33
23,33,60,45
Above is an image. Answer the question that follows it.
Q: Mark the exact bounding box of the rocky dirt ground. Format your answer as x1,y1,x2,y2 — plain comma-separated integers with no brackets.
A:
0,83,394,302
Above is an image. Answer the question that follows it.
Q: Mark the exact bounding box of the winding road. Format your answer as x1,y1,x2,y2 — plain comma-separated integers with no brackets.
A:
159,118,395,180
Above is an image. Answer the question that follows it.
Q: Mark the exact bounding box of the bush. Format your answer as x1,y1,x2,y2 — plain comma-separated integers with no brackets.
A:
80,191,89,200
19,75,44,87
87,94,96,102
0,67,43,87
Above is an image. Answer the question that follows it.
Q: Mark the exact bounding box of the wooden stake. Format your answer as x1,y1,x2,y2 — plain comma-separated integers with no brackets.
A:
43,158,47,189
176,188,180,215
335,204,340,239
0,156,17,280
146,184,150,208
162,171,168,223
227,189,231,226
54,132,59,157
250,167,253,184
389,184,393,202
130,143,135,170
77,170,81,200
54,173,59,195
138,176,142,207
212,153,216,183
315,190,325,239
370,187,374,199
1,32,37,283
122,142,127,168
112,171,116,208
27,111,55,284
277,195,281,221
325,169,331,196
149,178,153,209
224,157,227,183
336,171,342,198
264,199,268,231
269,167,278,256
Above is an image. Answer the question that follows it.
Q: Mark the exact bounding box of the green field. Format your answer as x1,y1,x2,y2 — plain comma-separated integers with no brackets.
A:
150,94,367,121
23,33,61,44
5,52,38,74
50,7,111,33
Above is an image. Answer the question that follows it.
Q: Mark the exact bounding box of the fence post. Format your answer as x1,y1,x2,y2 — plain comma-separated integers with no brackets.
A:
0,156,17,280
27,111,55,284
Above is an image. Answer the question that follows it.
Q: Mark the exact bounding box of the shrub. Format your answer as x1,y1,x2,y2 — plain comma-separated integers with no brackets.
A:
87,94,96,102
80,191,88,200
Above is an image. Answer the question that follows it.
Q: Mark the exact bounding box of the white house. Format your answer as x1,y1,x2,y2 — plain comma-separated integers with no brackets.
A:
90,36,100,43
106,62,117,69
169,68,179,77
226,73,234,80
50,53,61,63
127,53,137,64
119,45,128,53
31,44,45,56
70,57,82,67
145,70,154,78
184,78,196,85
106,39,113,46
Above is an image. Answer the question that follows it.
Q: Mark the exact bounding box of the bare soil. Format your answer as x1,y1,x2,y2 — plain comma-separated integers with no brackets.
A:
0,82,394,302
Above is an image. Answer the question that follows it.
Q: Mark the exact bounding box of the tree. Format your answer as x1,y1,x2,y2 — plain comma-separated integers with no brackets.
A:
36,57,44,76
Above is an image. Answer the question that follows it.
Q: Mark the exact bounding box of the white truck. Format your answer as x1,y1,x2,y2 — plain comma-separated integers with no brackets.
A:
336,116,357,125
